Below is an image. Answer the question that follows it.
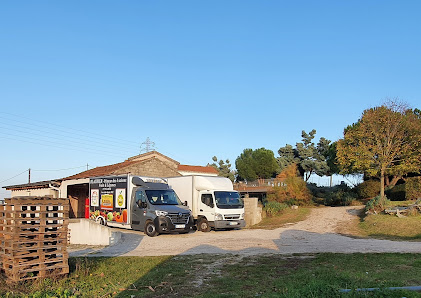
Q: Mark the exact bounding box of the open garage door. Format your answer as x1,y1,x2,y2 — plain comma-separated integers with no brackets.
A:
67,183,89,218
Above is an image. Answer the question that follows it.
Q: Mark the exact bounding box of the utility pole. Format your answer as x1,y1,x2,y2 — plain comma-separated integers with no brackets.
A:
28,168,31,184
86,163,89,171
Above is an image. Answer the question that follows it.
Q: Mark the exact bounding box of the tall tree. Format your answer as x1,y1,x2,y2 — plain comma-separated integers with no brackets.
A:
278,130,331,181
337,101,421,197
210,156,236,182
235,148,279,181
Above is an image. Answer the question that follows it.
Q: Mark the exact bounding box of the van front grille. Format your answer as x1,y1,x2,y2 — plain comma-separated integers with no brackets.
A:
224,214,240,220
167,213,190,224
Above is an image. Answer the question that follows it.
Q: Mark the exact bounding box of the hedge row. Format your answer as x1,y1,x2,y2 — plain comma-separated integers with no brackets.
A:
406,177,421,200
356,178,421,201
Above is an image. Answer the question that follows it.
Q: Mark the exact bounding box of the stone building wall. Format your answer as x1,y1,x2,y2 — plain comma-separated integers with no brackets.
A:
115,158,181,178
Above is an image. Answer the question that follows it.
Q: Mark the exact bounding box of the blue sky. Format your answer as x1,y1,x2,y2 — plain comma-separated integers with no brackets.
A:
1,1,420,198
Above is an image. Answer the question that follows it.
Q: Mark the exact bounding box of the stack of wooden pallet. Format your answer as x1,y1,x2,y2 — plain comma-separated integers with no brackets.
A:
0,197,69,282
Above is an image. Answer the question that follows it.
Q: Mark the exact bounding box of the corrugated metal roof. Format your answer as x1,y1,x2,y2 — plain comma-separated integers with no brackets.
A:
3,180,61,190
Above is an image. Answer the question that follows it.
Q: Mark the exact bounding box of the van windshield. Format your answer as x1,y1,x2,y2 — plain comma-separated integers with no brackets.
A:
214,191,244,209
145,189,182,205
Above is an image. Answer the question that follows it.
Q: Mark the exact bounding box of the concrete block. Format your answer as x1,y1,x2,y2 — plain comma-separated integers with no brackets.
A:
69,219,121,246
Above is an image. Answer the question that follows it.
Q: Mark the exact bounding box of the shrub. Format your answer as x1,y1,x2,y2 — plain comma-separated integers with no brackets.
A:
356,180,380,199
263,201,288,217
324,190,358,206
385,184,406,201
307,183,329,199
308,182,359,206
365,195,391,213
407,206,420,217
267,164,312,206
406,177,421,200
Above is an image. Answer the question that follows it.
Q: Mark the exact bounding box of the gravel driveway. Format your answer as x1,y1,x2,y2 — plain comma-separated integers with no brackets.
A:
69,206,421,257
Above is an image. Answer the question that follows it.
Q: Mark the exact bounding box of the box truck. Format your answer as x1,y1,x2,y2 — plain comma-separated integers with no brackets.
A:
166,176,246,232
89,175,193,237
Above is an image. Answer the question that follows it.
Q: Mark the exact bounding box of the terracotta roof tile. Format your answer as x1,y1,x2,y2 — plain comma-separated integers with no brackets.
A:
178,165,218,174
63,160,138,180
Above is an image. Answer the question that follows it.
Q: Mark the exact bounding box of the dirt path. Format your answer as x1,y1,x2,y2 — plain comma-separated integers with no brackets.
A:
69,206,421,257
285,205,360,233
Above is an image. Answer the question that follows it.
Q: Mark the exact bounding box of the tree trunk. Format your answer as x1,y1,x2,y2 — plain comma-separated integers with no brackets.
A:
380,168,385,198
389,176,402,187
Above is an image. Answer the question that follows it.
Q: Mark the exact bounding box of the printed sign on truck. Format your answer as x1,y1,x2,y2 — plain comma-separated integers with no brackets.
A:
89,176,129,224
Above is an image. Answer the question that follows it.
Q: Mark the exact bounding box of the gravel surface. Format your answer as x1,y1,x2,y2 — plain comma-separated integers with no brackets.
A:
69,206,421,257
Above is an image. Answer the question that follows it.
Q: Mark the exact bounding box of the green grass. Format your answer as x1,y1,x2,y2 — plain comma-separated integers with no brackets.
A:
249,207,311,229
359,214,421,240
203,253,421,298
2,253,421,297
0,256,172,297
353,200,421,241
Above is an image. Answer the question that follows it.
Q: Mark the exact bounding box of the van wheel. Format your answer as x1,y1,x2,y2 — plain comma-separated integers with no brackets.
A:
198,219,211,232
145,221,158,237
97,216,106,226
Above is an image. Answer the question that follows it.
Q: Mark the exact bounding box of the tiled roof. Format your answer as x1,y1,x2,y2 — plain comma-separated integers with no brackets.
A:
6,151,219,190
64,162,218,180
178,164,218,174
126,150,180,165
63,160,138,180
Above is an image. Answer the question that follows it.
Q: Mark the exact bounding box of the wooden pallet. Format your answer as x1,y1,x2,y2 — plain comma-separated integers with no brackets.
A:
0,197,69,282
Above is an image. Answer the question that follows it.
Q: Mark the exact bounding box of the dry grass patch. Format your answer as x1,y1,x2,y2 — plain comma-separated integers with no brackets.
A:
250,207,311,229
359,214,421,240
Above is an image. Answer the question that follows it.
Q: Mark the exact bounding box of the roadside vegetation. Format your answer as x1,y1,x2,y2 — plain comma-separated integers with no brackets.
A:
358,213,421,240
256,163,421,241
2,254,421,297
211,101,421,238
250,207,310,229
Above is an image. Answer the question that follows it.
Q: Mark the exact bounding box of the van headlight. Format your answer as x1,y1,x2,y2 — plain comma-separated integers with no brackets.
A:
241,213,245,219
155,210,168,217
215,213,223,220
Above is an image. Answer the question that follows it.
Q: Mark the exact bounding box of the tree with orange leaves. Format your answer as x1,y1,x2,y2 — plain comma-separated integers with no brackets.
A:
337,101,421,198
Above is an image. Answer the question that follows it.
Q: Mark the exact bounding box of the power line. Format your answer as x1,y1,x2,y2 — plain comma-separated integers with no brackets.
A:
0,134,129,159
0,127,134,157
32,165,87,172
0,119,140,155
0,169,29,184
0,111,138,146
0,113,185,165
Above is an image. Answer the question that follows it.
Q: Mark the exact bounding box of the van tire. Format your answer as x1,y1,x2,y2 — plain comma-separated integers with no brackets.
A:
145,221,158,237
97,216,106,226
198,218,211,232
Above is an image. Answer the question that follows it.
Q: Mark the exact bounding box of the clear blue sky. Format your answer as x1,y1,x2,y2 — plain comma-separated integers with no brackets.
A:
1,1,420,198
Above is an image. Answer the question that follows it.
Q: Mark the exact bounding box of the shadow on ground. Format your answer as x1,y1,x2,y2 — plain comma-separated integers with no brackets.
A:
70,232,144,257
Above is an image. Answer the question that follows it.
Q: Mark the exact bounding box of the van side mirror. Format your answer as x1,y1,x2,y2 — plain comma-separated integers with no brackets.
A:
137,201,147,208
184,201,188,206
